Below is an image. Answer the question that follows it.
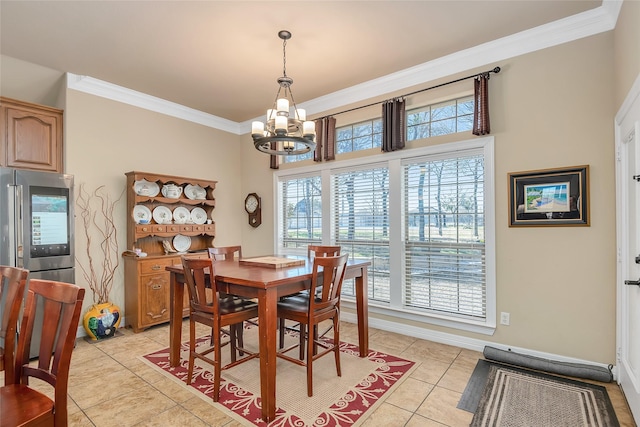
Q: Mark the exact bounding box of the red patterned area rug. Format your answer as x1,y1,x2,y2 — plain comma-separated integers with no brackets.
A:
142,329,416,427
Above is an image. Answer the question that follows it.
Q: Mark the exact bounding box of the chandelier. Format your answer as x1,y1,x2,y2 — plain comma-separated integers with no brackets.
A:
251,30,316,156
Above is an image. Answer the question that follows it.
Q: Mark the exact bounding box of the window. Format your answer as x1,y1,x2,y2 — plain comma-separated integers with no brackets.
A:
275,135,495,333
333,166,390,302
336,119,383,154
403,154,486,319
278,175,322,250
283,150,313,164
285,96,473,163
407,96,474,141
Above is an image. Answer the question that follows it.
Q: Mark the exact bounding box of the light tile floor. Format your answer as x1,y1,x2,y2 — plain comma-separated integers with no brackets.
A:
6,320,636,427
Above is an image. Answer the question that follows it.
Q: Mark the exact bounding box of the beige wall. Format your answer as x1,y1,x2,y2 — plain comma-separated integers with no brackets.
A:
0,14,630,364
614,0,640,107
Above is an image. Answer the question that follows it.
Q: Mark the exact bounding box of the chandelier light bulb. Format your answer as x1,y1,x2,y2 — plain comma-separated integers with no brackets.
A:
303,121,316,136
252,121,264,136
277,99,289,113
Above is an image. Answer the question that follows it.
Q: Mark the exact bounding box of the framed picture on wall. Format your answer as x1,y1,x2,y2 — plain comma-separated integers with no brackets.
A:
508,165,590,227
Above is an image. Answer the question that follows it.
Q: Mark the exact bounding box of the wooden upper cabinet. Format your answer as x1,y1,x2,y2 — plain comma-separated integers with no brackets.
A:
0,97,63,173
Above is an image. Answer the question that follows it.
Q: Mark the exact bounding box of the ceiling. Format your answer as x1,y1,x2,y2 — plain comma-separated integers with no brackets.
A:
1,1,605,124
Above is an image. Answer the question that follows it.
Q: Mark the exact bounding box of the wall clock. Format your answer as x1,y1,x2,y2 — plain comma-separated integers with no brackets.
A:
245,193,262,228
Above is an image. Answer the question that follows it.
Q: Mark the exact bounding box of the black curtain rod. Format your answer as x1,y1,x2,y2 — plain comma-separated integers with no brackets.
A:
316,66,501,120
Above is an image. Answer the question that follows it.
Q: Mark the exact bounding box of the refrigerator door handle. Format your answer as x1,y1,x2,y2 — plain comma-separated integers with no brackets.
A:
9,184,24,268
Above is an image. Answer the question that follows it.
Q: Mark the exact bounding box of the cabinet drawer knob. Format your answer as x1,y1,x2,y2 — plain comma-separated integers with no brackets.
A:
151,283,162,290
151,265,161,271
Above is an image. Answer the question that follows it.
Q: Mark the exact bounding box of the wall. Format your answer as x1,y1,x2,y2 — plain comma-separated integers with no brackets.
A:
242,32,618,364
0,55,66,108
614,0,640,107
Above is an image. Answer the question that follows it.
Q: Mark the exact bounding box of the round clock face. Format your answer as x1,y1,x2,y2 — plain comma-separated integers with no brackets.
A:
245,194,259,213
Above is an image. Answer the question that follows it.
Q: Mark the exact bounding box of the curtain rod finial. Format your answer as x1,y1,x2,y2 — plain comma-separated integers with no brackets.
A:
493,66,501,73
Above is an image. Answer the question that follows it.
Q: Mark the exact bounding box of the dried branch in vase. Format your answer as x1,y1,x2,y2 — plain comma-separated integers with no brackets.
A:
76,184,125,304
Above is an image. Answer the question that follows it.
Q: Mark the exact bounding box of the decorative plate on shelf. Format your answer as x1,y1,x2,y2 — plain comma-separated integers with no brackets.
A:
132,205,152,224
134,179,160,197
173,206,191,224
173,234,191,253
190,207,207,224
152,206,172,224
185,184,206,200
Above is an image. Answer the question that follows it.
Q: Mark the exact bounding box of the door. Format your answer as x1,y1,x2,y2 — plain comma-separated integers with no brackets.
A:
616,76,640,421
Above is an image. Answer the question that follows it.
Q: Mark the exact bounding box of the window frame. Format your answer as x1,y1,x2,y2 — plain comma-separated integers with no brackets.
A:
273,136,496,335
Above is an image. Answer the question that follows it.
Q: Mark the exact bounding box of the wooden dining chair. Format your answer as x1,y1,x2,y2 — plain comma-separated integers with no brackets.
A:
207,245,253,344
0,278,85,427
279,245,342,353
0,266,28,386
181,256,259,402
276,253,348,397
208,246,242,262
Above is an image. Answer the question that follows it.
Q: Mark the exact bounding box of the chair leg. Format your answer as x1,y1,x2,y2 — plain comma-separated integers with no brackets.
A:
313,326,319,356
237,321,245,356
299,324,305,360
306,323,315,397
187,319,197,385
229,325,238,363
213,324,222,402
333,315,341,377
278,318,286,349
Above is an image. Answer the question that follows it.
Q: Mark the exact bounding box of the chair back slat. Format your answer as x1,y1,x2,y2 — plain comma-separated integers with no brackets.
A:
208,246,242,262
0,265,28,385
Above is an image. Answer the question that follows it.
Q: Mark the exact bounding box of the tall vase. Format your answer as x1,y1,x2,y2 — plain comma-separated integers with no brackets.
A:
83,302,121,340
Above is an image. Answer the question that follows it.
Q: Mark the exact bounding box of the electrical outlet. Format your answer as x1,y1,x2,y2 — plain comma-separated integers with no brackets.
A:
500,312,510,325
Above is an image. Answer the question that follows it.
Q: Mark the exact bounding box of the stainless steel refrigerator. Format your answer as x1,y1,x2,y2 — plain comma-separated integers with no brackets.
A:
0,168,75,357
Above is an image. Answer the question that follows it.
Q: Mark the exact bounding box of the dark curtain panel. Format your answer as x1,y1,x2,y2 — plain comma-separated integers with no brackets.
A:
314,119,324,162
314,116,336,161
381,98,406,152
323,117,336,161
269,142,279,169
473,73,491,136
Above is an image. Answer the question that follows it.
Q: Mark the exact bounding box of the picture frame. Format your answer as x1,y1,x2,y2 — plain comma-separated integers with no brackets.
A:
508,165,590,227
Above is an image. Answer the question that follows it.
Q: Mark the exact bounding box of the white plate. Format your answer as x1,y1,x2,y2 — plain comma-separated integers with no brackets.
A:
185,184,206,200
152,206,172,224
132,205,152,223
134,179,160,197
173,235,191,253
173,206,191,223
190,207,207,224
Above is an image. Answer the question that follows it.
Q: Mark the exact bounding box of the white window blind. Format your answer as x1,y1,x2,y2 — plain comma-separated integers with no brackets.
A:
403,154,486,319
332,166,390,302
279,175,322,250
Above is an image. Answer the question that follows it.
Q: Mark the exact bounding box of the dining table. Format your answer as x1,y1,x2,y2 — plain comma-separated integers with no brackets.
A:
165,255,371,422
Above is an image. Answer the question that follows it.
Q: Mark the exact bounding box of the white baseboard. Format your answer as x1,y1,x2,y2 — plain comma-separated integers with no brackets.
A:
339,311,617,379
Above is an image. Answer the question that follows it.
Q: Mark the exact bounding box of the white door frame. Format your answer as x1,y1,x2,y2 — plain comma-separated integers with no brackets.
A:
616,72,640,422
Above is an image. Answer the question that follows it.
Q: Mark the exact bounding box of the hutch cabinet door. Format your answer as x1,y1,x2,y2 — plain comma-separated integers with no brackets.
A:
140,273,171,327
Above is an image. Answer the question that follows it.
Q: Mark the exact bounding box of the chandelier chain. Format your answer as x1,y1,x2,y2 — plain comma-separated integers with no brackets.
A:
282,37,287,78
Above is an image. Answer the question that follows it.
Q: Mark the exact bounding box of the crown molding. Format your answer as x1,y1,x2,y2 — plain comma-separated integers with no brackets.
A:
66,1,621,136
66,73,242,134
